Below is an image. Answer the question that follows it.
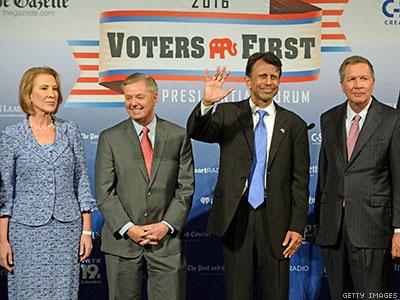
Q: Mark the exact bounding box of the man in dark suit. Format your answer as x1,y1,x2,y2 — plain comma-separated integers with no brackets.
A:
187,52,310,300
315,55,400,299
95,73,194,300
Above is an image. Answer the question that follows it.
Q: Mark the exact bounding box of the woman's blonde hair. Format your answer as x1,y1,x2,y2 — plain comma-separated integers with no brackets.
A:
19,66,63,115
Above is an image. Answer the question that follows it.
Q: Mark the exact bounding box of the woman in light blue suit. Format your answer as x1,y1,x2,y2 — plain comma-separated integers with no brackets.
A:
0,67,96,299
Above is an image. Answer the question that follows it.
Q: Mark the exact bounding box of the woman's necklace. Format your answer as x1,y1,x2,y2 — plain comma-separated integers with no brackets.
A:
28,117,54,131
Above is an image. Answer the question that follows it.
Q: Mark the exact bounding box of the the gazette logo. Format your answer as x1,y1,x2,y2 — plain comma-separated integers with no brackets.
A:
1,0,69,17
0,0,69,9
382,0,400,26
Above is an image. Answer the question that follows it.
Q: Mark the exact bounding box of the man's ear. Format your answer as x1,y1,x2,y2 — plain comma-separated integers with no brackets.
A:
245,76,251,90
153,93,158,104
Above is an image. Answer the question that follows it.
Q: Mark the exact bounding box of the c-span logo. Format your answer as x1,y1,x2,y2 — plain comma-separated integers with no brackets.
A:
382,0,400,26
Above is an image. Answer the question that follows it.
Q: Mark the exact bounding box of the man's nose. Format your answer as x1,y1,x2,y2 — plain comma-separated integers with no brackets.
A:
353,78,362,88
128,98,138,106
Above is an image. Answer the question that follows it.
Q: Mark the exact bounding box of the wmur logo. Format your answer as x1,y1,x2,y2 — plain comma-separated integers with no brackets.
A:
382,0,400,26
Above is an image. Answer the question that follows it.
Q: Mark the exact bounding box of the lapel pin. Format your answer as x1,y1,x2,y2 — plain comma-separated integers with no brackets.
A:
280,128,285,134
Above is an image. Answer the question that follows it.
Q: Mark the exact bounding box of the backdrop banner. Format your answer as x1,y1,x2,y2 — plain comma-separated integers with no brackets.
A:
0,0,399,299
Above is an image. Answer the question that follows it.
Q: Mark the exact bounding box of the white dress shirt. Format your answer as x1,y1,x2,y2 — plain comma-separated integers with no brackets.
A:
345,97,372,136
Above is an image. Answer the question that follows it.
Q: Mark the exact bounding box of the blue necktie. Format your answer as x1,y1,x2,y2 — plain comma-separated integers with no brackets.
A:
248,110,268,209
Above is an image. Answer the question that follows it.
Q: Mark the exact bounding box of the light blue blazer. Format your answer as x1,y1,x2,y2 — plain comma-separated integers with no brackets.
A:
0,116,95,226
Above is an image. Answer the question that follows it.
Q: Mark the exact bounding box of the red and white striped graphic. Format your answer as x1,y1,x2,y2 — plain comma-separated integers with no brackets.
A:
302,0,351,51
67,41,124,107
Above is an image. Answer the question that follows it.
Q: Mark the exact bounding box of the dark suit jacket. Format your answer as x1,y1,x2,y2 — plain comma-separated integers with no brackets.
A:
187,99,310,259
315,97,400,248
95,117,194,258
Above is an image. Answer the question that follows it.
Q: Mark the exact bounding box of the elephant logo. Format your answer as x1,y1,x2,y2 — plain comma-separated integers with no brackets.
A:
209,38,238,59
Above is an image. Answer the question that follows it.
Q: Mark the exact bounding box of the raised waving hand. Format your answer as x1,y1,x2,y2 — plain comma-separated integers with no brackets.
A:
203,66,234,106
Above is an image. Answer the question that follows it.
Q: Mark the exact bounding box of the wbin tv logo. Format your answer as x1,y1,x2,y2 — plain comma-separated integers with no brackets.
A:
382,0,400,26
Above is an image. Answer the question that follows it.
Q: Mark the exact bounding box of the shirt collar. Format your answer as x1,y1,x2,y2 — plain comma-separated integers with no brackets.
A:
132,116,157,136
346,97,372,122
249,98,276,117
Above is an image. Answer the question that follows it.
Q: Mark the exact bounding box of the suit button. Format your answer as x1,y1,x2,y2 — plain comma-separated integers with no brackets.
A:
143,212,149,217
147,191,151,196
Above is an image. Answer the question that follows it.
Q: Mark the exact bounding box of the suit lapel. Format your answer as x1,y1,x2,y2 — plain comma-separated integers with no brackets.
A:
21,118,49,163
20,119,49,161
334,103,347,165
149,117,167,186
347,99,381,167
237,99,254,156
51,117,69,163
123,118,148,181
267,104,288,169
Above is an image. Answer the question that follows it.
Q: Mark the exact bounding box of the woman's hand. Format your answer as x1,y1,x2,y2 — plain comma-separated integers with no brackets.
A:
0,240,13,272
79,234,92,262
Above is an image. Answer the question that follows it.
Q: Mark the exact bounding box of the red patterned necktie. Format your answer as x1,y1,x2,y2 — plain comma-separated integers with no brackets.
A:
347,114,361,160
141,127,153,177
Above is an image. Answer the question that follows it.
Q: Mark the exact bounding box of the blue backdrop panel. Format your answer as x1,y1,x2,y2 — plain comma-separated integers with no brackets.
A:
0,1,399,299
